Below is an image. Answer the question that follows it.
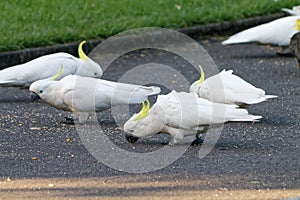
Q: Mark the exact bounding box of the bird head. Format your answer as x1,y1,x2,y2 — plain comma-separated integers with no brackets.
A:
29,66,63,102
123,100,165,143
30,80,54,102
77,41,103,78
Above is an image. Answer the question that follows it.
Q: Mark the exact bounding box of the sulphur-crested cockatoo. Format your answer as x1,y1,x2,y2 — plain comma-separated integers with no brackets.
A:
29,66,161,123
282,5,300,16
222,16,300,46
190,65,277,106
0,41,102,88
124,91,262,144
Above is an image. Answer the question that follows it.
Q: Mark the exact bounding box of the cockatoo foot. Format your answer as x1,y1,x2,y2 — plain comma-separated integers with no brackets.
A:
61,117,75,125
191,137,204,146
276,48,293,56
238,103,249,109
168,141,175,145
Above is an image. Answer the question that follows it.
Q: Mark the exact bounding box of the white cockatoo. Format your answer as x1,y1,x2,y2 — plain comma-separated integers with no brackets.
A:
282,5,300,16
29,66,161,123
0,41,102,88
189,65,277,106
123,91,262,144
222,16,300,46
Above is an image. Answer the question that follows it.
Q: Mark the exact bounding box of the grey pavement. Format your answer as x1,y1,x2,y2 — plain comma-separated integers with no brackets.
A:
0,38,299,199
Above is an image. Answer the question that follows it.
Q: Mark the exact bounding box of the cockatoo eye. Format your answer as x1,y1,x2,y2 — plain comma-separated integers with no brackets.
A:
94,72,98,76
39,90,43,94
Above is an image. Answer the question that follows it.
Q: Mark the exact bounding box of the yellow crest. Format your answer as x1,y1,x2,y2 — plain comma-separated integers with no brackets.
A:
198,65,205,84
52,65,63,80
78,41,88,60
134,99,150,121
295,19,300,31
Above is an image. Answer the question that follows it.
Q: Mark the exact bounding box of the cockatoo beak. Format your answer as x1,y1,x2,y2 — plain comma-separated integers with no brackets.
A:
30,92,41,102
125,133,139,143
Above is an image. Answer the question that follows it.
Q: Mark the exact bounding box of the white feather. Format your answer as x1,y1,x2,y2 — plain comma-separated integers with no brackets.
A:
190,69,277,105
29,75,161,123
124,91,261,144
222,16,300,46
0,52,102,88
282,6,300,16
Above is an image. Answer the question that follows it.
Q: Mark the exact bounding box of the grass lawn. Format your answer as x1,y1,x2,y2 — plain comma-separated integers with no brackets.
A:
1,0,300,52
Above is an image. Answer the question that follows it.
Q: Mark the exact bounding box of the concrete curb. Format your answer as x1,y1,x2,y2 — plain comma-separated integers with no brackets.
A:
178,13,285,38
0,13,285,70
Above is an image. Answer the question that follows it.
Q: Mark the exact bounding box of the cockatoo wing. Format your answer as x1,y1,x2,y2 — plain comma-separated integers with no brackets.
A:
155,91,201,130
196,97,262,123
217,70,278,104
157,91,223,129
199,70,277,105
58,75,102,112
0,53,78,88
157,91,261,131
222,16,300,46
95,79,161,106
57,76,161,112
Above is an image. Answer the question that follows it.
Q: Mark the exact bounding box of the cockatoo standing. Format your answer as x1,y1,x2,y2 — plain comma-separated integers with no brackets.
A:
0,41,102,88
29,67,161,123
124,91,262,144
222,16,300,47
190,65,277,106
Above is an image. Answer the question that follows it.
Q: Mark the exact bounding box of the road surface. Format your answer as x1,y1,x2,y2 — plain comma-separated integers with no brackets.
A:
0,38,299,199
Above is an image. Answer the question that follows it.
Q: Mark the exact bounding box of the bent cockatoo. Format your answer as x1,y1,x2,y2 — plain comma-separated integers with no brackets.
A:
0,41,102,88
189,65,277,106
29,66,161,123
222,16,300,46
124,91,262,145
282,5,300,16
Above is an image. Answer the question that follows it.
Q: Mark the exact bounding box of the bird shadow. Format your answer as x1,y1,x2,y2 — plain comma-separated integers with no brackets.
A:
0,97,30,103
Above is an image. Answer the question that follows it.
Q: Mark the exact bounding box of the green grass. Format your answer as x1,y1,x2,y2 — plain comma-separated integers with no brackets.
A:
1,0,300,52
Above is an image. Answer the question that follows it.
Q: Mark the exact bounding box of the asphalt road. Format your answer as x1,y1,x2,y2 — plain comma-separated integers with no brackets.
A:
0,38,299,200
